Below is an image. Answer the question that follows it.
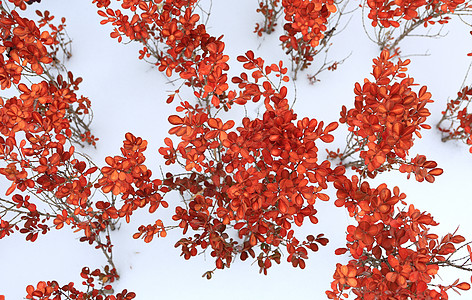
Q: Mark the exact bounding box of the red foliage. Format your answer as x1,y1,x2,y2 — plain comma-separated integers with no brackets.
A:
254,0,282,36
157,52,345,273
0,6,99,245
366,0,464,28
438,85,472,153
327,176,471,299
94,0,234,109
279,0,337,77
281,0,337,47
25,267,134,300
96,132,168,234
339,50,442,182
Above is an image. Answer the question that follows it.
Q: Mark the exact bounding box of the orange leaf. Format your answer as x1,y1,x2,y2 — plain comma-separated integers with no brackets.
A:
222,120,235,130
168,115,184,125
320,134,334,143
324,122,338,133
428,168,443,176
347,278,357,287
451,235,465,243
456,282,471,290
6,183,16,196
386,272,397,282
207,118,219,129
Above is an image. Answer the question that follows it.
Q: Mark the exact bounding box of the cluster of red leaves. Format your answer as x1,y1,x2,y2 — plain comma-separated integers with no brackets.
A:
6,0,41,11
91,5,472,294
35,10,71,61
326,175,471,299
25,267,135,300
279,0,337,76
0,6,100,244
0,9,134,298
155,51,345,273
94,0,235,109
254,0,282,36
438,85,472,152
96,132,168,236
339,50,442,182
366,0,465,28
0,4,164,294
232,50,290,104
133,219,167,243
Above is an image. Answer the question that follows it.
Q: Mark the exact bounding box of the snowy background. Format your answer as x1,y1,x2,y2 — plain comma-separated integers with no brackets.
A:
1,0,472,299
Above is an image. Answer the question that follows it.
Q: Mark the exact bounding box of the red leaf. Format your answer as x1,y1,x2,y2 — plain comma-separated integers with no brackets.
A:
320,134,334,143
335,248,348,255
208,118,219,129
428,168,443,176
237,55,248,62
168,115,183,125
456,282,471,290
324,122,338,133
6,183,16,196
